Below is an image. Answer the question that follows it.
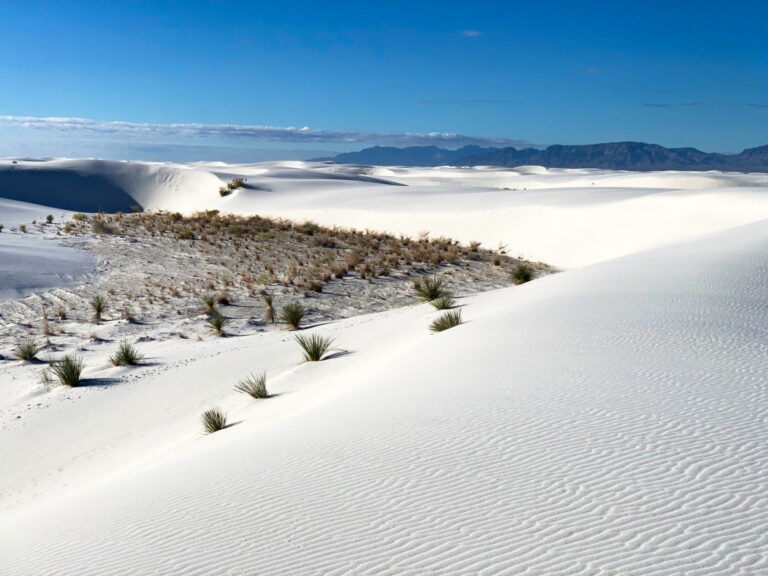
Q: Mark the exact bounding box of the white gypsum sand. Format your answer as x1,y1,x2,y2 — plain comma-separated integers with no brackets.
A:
0,158,766,574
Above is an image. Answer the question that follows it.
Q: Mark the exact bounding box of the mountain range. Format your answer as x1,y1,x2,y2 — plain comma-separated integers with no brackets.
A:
313,142,768,172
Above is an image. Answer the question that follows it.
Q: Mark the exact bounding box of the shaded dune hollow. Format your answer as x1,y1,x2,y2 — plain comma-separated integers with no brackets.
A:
0,169,139,213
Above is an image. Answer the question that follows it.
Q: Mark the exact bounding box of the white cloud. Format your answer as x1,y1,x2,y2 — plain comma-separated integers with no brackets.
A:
0,115,526,148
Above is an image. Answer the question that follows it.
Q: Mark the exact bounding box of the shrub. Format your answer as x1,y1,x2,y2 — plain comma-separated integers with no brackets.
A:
0,224,4,232
73,213,88,221
91,295,108,321
512,262,535,285
19,224,26,233
203,294,217,315
414,276,449,302
207,313,229,335
295,333,335,361
46,214,54,224
280,301,305,330
201,408,227,434
234,372,268,399
176,228,195,240
92,219,115,234
219,186,232,197
109,341,144,366
15,338,41,361
262,292,275,324
430,310,463,333
51,355,85,387
430,294,456,310
228,177,246,190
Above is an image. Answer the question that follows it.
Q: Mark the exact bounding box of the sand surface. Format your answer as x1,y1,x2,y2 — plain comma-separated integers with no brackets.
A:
0,159,766,574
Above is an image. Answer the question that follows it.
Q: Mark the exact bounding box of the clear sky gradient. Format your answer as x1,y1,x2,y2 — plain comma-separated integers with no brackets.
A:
1,0,766,160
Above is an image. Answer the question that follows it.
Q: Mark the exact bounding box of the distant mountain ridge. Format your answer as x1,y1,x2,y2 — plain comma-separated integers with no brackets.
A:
313,142,768,172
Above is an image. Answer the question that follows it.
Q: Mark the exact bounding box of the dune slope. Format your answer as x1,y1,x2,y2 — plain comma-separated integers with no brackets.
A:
1,219,766,574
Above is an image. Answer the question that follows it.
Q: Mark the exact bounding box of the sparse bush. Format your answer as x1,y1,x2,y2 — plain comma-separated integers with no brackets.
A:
430,310,463,333
201,408,227,434
19,224,26,233
109,341,144,366
414,276,449,302
228,177,246,189
430,294,456,310
280,301,305,330
512,262,535,285
38,368,53,385
219,186,232,197
15,338,41,361
207,313,229,335
50,355,85,387
262,292,275,324
234,372,268,399
295,333,335,361
73,213,88,221
176,228,195,240
91,295,108,321
92,218,116,234
46,214,54,224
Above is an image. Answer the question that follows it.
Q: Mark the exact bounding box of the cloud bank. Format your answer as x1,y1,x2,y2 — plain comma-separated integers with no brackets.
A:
0,115,526,149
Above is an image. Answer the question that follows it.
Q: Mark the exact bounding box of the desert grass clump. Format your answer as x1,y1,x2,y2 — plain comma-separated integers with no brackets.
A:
414,275,450,302
201,408,228,434
262,292,275,324
91,294,108,322
15,338,41,361
295,333,335,361
430,310,463,333
430,294,456,310
202,294,217,315
109,341,144,366
234,372,268,399
280,301,305,330
207,313,229,335
50,355,86,387
512,262,535,285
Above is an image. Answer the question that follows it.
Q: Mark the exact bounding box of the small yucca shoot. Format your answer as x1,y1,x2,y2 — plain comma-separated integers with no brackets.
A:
234,372,268,399
109,341,144,366
295,333,335,362
262,292,275,324
201,408,228,434
51,355,86,387
512,262,535,285
430,294,456,310
14,338,41,361
91,294,108,322
203,294,217,315
207,313,229,335
414,276,449,302
280,301,305,330
430,310,463,333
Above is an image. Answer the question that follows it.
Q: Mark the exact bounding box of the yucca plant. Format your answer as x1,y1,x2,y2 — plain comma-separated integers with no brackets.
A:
430,310,463,333
202,294,217,315
234,372,268,399
201,408,228,434
430,294,456,310
207,313,229,335
512,262,535,285
15,338,41,361
280,301,305,330
50,355,86,387
109,341,144,366
262,292,275,324
414,276,449,302
91,294,108,321
295,333,335,361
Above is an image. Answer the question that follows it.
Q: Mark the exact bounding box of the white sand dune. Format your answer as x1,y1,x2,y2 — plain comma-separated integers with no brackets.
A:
0,219,766,574
0,159,767,574
4,158,768,267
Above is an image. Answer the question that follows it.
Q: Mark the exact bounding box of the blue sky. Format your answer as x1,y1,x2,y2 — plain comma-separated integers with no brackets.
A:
0,0,766,160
